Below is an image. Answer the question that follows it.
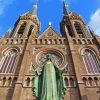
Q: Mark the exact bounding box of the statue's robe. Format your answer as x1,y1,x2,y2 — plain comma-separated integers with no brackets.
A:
33,61,66,100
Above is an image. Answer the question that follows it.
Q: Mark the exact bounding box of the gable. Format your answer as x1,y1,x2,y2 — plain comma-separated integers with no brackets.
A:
69,13,80,19
69,13,85,24
39,26,61,39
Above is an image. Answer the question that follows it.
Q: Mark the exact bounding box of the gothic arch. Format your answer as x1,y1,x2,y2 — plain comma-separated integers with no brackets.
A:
80,47,100,74
32,47,67,69
0,46,21,74
82,77,87,86
79,46,99,56
1,46,22,55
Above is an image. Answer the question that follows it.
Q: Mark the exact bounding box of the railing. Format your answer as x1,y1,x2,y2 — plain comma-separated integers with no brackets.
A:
72,38,95,45
2,38,27,45
81,74,100,87
23,74,76,88
0,75,18,87
32,38,66,45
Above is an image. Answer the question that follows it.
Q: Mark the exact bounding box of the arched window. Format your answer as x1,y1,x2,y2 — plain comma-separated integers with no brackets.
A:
8,77,12,86
26,78,30,86
18,22,26,37
74,22,84,38
2,77,6,86
28,25,34,37
94,77,99,86
12,77,17,87
78,39,82,44
59,39,62,44
88,77,93,86
54,39,57,44
0,49,18,74
40,39,42,44
82,77,87,86
83,49,100,74
35,39,38,44
70,78,75,87
65,78,69,87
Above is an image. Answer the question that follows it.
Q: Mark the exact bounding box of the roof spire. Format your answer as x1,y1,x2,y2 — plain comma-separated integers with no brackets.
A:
88,26,96,37
29,0,38,15
63,0,72,16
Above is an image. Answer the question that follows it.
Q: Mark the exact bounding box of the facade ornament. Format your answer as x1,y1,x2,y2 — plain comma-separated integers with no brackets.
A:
49,22,52,26
32,55,67,100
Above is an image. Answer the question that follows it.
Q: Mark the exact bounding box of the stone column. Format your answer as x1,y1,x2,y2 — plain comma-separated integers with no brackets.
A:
12,47,30,100
23,22,31,38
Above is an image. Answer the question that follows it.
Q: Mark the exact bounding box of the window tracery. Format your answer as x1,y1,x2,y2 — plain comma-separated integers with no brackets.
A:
0,49,18,74
82,49,100,74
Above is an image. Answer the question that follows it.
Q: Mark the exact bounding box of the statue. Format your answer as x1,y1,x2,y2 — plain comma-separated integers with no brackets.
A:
32,55,67,100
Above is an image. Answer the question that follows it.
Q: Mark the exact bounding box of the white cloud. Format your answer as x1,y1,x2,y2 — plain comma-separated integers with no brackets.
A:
88,9,100,36
0,0,14,15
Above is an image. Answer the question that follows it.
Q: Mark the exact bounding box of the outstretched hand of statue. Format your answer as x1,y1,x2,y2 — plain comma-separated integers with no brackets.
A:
31,63,44,76
31,65,35,72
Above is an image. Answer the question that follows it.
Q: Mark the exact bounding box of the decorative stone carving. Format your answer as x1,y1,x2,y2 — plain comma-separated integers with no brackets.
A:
32,48,67,69
39,27,61,39
33,47,43,51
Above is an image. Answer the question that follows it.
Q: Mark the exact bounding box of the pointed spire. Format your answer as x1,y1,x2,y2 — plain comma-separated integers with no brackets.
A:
29,0,38,15
5,28,11,37
3,28,11,38
88,26,96,37
63,0,72,16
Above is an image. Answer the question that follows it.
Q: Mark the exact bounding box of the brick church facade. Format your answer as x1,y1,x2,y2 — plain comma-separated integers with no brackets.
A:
0,1,100,100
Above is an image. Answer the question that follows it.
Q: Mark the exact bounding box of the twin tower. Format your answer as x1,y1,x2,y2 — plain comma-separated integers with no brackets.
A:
0,0,100,100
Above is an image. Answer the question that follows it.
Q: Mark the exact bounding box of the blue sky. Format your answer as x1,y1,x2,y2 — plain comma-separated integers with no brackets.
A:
0,0,100,37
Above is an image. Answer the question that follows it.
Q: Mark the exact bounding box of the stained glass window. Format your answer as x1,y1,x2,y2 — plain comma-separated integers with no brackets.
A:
0,49,18,74
83,49,100,74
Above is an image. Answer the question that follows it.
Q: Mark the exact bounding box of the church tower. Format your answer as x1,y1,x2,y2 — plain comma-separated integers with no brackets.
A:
0,0,100,100
11,0,40,38
60,1,100,100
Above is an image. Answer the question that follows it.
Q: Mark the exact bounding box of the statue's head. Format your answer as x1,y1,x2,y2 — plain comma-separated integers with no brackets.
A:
47,55,52,61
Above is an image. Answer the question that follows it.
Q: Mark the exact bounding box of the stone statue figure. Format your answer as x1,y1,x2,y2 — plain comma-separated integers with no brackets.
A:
32,55,66,100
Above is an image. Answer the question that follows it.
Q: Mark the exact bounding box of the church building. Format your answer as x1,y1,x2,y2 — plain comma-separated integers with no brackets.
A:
0,0,100,100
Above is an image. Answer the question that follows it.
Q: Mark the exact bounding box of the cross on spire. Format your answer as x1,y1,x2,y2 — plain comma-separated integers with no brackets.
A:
29,0,38,15
63,0,72,16
34,0,38,5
